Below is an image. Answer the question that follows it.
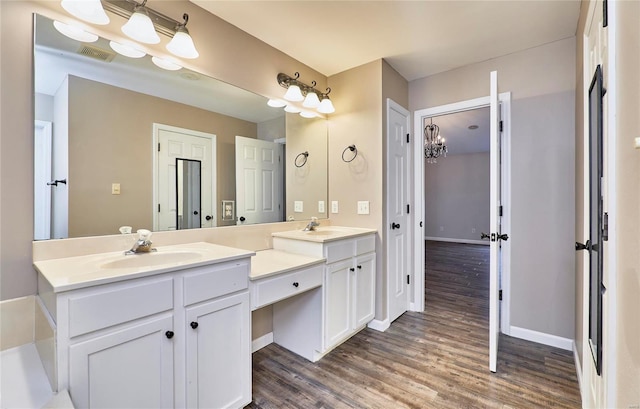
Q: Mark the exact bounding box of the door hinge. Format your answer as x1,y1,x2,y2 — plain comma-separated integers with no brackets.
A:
499,290,503,301
406,204,410,214
406,133,410,143
157,143,160,152
603,0,608,27
158,204,161,212
499,121,503,132
407,275,410,285
603,212,609,241
499,206,503,217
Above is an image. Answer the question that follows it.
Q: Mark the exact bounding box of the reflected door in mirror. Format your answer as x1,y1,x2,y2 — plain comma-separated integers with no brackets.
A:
176,158,201,229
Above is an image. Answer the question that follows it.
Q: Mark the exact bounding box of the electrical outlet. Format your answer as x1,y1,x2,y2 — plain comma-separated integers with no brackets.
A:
331,201,339,214
357,201,370,215
111,183,121,195
294,201,303,212
318,201,325,213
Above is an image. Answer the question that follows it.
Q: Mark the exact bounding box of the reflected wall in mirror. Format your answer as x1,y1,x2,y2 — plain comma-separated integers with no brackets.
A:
33,14,328,239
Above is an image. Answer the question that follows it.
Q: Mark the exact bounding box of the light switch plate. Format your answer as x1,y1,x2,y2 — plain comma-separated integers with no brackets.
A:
111,183,121,195
357,201,370,215
318,201,325,213
331,201,339,214
294,201,303,212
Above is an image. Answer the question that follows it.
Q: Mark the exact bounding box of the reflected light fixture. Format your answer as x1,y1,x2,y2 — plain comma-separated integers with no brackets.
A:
267,99,287,108
300,111,318,118
284,105,301,114
109,40,146,58
166,14,199,59
61,0,110,25
121,0,160,44
151,56,181,71
424,117,447,163
53,20,98,42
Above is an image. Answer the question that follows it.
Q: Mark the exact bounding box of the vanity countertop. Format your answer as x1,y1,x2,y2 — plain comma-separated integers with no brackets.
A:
250,250,325,281
271,226,377,243
34,242,255,293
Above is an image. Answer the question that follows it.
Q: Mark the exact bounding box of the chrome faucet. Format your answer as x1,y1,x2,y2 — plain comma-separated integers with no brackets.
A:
303,217,320,231
125,229,157,255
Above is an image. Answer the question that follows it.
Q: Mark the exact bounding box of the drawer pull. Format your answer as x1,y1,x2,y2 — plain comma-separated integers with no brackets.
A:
165,330,174,339
190,321,199,329
349,268,355,272
292,282,299,288
357,265,362,269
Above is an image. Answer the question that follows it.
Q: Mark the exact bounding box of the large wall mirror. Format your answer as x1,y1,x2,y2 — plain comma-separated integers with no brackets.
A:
33,14,328,240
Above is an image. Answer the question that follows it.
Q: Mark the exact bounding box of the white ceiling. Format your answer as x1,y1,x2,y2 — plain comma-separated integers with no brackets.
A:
428,107,490,155
192,0,581,81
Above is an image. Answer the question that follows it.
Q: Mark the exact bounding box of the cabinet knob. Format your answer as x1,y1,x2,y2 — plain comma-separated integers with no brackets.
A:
190,321,199,329
350,268,355,272
357,265,362,269
292,282,299,288
165,330,174,339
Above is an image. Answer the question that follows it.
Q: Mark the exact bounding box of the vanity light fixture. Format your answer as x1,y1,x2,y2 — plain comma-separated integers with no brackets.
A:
121,0,160,44
267,99,287,108
109,40,146,58
61,0,110,25
151,56,181,71
166,14,199,59
282,72,304,102
317,89,335,114
302,81,321,108
53,20,99,43
273,72,336,117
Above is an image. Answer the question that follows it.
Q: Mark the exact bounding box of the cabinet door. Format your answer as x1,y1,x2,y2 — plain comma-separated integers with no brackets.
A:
185,292,251,409
353,253,376,329
69,315,174,408
324,260,352,349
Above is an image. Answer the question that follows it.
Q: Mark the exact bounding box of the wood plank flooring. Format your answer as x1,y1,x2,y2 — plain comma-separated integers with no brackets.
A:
247,241,581,408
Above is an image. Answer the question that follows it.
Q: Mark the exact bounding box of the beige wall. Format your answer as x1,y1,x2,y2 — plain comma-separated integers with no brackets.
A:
410,38,577,339
0,0,325,300
612,1,640,406
424,152,490,241
67,76,256,236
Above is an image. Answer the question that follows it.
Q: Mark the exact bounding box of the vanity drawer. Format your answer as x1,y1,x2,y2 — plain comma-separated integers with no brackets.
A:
252,265,323,310
68,277,174,338
355,235,375,256
324,240,354,264
183,261,249,306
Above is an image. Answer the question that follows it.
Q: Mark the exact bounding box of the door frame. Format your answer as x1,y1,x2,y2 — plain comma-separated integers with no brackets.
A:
152,123,217,231
411,93,512,336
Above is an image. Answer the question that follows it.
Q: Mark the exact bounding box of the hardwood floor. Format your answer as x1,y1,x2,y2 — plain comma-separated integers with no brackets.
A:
247,241,581,408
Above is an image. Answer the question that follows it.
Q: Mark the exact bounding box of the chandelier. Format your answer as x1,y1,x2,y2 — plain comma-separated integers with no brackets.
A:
424,118,447,163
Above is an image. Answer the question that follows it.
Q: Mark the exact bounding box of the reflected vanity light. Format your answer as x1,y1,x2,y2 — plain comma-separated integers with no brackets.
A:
284,105,301,114
267,99,287,108
61,0,110,25
53,20,98,42
109,41,146,58
300,111,318,118
151,56,181,71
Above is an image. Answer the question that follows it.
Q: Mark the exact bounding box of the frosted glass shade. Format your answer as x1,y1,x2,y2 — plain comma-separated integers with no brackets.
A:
109,41,146,58
122,9,160,44
317,97,335,114
53,21,98,42
167,30,199,59
302,90,320,108
283,84,304,102
61,0,109,25
151,56,181,71
300,111,317,118
267,99,286,108
284,105,301,113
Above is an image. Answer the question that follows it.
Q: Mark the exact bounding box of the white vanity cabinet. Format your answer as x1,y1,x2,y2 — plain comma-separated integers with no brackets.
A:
36,250,252,409
272,230,376,358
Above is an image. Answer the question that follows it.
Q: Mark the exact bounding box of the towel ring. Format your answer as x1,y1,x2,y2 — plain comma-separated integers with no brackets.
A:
295,151,309,168
342,145,358,163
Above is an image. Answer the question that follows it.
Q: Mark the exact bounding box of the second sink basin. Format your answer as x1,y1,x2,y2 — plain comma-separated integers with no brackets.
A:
100,251,202,269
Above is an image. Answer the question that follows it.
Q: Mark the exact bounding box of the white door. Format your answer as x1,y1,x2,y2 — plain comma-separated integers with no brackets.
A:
386,99,411,323
155,124,216,231
488,70,503,373
185,292,251,409
235,136,283,225
34,120,53,240
69,316,174,408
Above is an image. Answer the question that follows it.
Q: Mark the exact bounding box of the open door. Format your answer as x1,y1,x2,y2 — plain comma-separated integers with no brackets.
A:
488,70,505,372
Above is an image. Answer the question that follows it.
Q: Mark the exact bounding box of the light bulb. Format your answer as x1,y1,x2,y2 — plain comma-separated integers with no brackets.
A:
167,28,199,59
53,21,98,42
283,84,304,102
121,7,160,44
60,0,109,25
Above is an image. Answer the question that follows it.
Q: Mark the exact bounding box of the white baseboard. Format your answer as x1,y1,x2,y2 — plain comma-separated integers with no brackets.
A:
573,341,584,401
424,236,489,246
251,332,273,353
367,319,390,332
509,326,573,351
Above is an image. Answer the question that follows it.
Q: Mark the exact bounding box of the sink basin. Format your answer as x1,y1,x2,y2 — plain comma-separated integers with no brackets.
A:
100,251,202,269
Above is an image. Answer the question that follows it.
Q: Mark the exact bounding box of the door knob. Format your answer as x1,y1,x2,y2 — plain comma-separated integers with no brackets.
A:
480,232,490,240
165,331,174,339
190,321,198,329
497,233,509,241
239,216,245,222
391,222,400,230
575,240,590,251
292,282,299,288
193,211,199,215
205,215,213,221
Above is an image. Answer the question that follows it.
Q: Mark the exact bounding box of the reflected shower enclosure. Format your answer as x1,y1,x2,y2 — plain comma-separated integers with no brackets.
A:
176,158,201,230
